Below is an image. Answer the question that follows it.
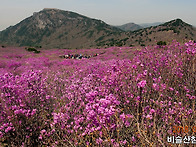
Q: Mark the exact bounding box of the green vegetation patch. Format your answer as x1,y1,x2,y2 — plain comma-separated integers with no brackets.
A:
25,47,41,53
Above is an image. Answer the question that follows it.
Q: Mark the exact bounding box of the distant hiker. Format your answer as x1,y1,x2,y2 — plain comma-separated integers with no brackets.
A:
64,55,69,58
79,54,83,59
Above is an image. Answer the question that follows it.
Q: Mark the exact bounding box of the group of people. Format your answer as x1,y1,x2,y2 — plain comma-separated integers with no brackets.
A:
59,53,101,59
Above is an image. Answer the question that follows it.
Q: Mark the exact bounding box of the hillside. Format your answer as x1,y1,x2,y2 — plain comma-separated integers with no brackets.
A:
0,8,123,48
117,19,196,47
115,23,143,31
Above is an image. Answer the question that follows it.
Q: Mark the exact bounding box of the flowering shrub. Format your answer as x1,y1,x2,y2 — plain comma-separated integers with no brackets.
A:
0,41,195,146
0,71,55,146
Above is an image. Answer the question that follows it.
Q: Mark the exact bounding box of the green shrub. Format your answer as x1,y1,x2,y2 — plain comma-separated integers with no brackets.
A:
26,47,37,52
34,50,41,53
157,41,166,46
116,42,123,47
26,47,41,53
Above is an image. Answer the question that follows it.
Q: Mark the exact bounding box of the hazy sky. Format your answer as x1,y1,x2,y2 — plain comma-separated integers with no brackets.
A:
0,0,196,31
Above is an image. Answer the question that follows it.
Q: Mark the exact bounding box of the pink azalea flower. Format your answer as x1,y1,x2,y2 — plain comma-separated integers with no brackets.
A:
132,136,136,142
150,109,155,114
152,83,159,91
137,80,147,88
146,114,153,119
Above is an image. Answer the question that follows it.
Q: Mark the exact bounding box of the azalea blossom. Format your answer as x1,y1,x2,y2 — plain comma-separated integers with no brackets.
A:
137,80,147,88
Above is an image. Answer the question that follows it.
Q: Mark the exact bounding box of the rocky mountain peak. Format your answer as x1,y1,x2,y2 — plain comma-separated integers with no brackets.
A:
162,18,192,27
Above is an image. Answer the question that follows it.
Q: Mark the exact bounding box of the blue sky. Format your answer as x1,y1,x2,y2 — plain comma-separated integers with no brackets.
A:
0,0,195,30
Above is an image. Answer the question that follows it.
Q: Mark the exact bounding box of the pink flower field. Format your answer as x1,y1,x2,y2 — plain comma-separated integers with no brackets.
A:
0,41,195,146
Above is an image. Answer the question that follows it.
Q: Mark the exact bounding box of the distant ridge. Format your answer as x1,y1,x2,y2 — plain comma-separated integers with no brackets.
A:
139,22,164,28
115,23,143,31
122,18,196,47
0,9,195,48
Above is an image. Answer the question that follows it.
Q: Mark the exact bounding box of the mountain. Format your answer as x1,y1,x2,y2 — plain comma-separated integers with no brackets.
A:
0,9,195,48
139,22,164,28
115,22,164,32
120,18,196,47
0,8,123,48
115,23,143,31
